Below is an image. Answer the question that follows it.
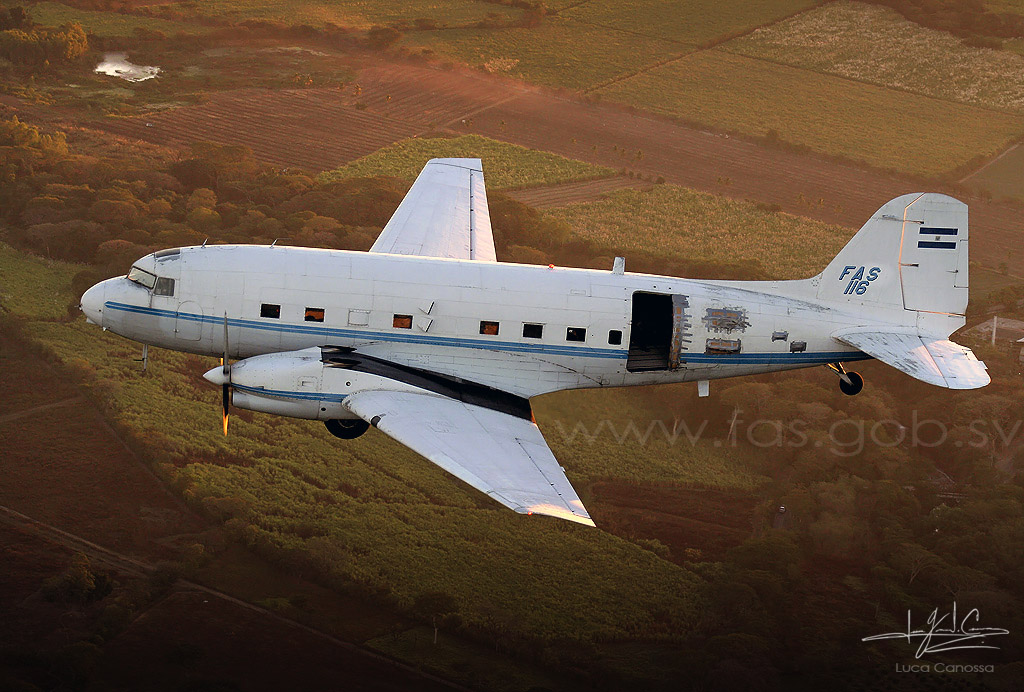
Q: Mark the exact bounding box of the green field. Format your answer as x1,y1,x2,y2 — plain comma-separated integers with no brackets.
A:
400,15,684,90
544,184,852,279
0,244,79,321
562,0,822,44
29,2,211,37
966,143,1024,202
401,0,824,90
597,49,1024,177
171,0,519,30
318,135,615,189
725,1,1024,113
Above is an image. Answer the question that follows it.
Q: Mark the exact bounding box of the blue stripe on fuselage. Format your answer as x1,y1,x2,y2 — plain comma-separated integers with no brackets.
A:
104,301,870,366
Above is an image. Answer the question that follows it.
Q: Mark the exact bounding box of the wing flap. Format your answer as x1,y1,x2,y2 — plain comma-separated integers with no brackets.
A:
342,390,594,526
370,158,496,261
833,327,989,389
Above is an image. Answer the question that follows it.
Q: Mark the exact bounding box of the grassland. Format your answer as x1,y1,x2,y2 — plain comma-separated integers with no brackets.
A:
0,243,78,321
29,2,211,37
399,0,826,89
318,135,615,189
725,1,1024,113
966,144,1024,202
544,184,852,279
596,49,1024,177
163,0,520,31
561,0,822,44
400,16,684,90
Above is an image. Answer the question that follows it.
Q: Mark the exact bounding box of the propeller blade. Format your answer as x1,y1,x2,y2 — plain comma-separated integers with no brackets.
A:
222,382,230,436
222,314,230,376
222,314,230,435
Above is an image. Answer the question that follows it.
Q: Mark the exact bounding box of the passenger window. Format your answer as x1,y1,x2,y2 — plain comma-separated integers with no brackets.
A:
153,277,175,296
523,323,543,339
260,303,281,319
479,320,499,336
305,307,325,322
393,314,412,329
566,327,586,342
608,329,622,345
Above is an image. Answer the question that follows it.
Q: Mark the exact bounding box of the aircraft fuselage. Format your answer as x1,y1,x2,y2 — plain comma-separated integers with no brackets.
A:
81,244,877,399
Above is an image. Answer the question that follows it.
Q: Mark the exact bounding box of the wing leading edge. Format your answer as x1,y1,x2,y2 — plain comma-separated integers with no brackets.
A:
342,390,594,526
833,327,989,389
370,158,496,261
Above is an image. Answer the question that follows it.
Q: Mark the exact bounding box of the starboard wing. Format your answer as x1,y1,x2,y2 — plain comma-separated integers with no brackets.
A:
369,158,496,261
833,327,989,389
341,389,594,526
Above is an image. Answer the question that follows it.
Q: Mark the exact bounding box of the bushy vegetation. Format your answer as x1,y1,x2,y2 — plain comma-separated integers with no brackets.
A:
0,10,88,66
597,49,1024,177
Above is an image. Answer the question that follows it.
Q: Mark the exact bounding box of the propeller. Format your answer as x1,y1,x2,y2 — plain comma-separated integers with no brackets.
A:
221,314,231,436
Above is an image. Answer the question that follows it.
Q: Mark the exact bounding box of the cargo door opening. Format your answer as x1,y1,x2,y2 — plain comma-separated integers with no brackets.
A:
627,292,673,372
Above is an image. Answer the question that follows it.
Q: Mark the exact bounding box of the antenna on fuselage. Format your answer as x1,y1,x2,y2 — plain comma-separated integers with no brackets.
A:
270,238,290,247
201,238,208,248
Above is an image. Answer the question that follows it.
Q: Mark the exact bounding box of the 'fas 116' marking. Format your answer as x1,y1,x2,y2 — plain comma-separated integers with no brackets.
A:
839,265,881,295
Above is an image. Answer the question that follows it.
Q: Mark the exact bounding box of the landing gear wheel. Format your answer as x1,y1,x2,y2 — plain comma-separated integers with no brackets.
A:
325,418,370,439
839,371,864,396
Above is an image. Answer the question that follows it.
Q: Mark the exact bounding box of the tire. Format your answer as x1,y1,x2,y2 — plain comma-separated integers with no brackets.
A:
839,371,864,396
324,418,370,439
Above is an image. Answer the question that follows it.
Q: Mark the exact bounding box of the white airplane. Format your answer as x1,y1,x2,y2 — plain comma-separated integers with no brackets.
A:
80,159,989,527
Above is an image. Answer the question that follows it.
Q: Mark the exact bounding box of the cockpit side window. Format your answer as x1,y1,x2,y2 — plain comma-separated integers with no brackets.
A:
127,266,157,289
153,277,175,296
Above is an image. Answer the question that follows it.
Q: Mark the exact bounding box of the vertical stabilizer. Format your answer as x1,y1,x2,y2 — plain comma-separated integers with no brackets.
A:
815,193,968,328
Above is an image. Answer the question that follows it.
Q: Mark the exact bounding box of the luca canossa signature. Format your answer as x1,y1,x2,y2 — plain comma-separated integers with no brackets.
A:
862,603,1009,659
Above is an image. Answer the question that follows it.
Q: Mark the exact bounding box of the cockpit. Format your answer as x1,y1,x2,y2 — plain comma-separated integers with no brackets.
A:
126,247,179,296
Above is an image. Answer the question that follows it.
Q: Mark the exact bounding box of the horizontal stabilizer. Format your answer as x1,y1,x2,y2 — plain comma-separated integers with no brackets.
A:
833,327,989,389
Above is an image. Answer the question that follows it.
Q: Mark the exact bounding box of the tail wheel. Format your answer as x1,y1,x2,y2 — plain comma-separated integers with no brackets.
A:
325,418,370,439
839,371,864,396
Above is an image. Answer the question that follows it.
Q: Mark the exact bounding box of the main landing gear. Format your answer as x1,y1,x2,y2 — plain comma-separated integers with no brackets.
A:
826,363,864,396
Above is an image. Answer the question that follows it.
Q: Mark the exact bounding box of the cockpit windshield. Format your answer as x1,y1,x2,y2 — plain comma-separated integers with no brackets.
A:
127,265,157,289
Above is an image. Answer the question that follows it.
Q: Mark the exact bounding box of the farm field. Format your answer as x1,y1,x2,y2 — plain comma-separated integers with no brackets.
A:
401,0,826,90
58,56,1021,270
505,176,651,207
724,1,1024,113
561,0,822,44
92,63,521,170
543,184,854,279
170,0,522,30
964,144,1024,202
400,16,685,90
596,49,1024,177
319,134,615,189
29,2,211,37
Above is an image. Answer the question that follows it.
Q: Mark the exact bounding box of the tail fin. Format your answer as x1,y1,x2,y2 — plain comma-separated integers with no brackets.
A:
816,193,968,330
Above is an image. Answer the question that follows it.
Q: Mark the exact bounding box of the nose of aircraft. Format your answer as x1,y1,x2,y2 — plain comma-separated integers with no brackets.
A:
80,281,106,326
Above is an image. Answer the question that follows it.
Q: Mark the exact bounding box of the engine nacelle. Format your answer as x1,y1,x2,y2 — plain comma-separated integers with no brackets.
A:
204,347,426,422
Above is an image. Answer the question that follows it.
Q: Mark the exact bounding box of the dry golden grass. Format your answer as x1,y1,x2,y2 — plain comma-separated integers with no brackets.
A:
726,1,1024,113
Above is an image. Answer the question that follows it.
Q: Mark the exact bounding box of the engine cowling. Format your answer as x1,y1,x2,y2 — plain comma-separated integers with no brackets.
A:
203,347,429,422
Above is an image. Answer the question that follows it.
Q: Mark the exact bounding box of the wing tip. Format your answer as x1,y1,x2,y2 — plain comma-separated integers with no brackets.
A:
520,503,596,527
425,157,483,172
